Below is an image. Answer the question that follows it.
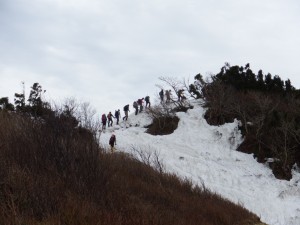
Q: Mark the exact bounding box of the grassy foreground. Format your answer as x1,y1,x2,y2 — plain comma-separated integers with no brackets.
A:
0,111,265,225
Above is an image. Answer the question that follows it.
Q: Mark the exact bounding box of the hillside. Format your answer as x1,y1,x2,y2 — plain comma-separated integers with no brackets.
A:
1,66,300,224
0,103,263,225
100,100,300,225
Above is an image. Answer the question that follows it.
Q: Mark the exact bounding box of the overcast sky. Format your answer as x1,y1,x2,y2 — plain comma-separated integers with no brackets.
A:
1,0,300,114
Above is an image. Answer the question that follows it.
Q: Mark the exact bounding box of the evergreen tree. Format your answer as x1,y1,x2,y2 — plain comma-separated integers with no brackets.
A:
284,79,294,92
28,83,43,107
0,97,15,111
27,82,47,117
189,73,204,99
194,73,205,85
245,66,256,89
264,73,273,91
14,93,25,112
256,70,265,90
273,75,284,92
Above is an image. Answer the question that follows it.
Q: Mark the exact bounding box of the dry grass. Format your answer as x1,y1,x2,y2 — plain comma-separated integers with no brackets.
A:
0,111,264,225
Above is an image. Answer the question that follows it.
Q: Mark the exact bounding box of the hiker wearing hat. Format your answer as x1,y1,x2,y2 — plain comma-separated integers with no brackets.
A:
109,134,116,153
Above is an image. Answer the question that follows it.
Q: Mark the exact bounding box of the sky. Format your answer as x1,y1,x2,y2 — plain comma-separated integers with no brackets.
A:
100,100,300,225
1,0,300,114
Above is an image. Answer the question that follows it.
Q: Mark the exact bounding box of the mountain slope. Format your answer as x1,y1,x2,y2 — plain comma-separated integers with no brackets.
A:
100,100,300,225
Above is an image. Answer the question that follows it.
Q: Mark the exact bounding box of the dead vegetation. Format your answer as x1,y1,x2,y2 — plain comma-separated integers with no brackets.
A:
0,109,263,225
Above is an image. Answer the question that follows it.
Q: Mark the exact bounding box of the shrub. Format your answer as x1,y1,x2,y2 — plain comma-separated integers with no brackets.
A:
0,108,262,225
145,105,180,135
202,63,300,180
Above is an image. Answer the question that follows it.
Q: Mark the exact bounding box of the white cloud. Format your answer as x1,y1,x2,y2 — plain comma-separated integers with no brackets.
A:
1,0,300,112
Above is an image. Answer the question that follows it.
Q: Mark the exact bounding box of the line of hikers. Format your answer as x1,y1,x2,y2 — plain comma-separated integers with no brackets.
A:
101,95,151,131
104,95,150,154
132,95,151,115
105,89,185,153
102,89,186,131
159,89,186,103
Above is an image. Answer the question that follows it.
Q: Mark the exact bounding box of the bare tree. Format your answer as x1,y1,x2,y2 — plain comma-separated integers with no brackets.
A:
269,119,297,179
79,102,101,131
52,98,102,144
146,104,176,131
158,76,182,94
130,145,165,173
203,81,237,125
61,97,80,118
158,76,192,111
249,93,278,153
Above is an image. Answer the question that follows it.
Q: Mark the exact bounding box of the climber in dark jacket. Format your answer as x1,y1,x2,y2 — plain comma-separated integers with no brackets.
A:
109,134,116,153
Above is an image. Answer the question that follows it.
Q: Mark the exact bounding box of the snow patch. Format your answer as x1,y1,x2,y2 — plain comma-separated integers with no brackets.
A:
100,101,300,225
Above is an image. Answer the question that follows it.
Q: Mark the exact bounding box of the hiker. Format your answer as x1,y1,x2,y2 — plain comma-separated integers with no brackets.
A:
114,109,120,125
159,89,164,103
177,89,184,102
107,111,114,127
145,96,150,108
137,98,144,113
133,101,138,115
109,134,116,153
123,104,130,121
165,90,171,103
101,113,107,131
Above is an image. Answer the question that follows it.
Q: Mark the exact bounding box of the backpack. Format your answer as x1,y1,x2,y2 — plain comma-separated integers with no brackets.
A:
102,114,106,121
124,105,129,111
115,110,119,117
109,135,116,145
145,96,149,102
159,90,163,96
178,89,183,96
137,99,142,105
133,101,138,108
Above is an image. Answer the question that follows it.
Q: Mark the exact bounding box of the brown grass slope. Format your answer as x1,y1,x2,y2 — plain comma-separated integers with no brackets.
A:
0,111,264,225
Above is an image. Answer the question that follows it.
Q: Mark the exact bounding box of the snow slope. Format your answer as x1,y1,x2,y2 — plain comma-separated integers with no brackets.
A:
100,101,300,225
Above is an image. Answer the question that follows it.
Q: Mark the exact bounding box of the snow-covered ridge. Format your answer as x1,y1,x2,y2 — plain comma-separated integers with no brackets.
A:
100,101,300,225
